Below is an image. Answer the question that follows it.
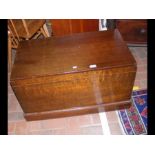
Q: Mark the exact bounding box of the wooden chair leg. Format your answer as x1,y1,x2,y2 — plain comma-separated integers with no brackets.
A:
42,24,50,37
8,36,12,72
40,27,48,38
22,19,30,39
33,32,42,39
43,24,50,37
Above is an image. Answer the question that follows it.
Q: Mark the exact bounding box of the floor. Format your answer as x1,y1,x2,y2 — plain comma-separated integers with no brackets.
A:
8,46,147,135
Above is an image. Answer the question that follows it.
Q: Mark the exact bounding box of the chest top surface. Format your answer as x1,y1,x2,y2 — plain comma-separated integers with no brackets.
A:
11,29,136,80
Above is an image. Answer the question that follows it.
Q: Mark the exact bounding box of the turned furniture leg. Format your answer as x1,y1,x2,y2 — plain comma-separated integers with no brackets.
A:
40,27,47,37
8,34,12,72
43,23,50,37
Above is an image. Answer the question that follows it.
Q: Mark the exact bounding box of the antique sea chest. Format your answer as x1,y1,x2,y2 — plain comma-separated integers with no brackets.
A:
10,29,137,121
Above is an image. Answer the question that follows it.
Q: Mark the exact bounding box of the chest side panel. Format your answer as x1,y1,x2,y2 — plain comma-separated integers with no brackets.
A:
11,66,136,113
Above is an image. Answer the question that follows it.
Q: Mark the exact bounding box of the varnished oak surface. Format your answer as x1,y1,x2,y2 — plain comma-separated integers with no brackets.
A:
25,100,131,121
11,29,136,80
11,29,137,121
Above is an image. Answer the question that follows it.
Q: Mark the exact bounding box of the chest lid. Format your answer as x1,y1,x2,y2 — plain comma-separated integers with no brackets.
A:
11,29,136,81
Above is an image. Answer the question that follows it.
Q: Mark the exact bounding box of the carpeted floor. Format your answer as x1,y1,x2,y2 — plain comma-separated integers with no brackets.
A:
117,89,147,135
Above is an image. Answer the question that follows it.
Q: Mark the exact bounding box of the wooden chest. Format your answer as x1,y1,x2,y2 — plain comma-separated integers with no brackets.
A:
10,29,137,121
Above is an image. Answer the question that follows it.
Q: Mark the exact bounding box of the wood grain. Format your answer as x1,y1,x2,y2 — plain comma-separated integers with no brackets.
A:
11,29,137,121
25,100,131,121
11,29,136,79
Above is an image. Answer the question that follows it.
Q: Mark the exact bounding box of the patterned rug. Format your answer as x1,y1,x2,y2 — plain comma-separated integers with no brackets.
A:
117,90,147,135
